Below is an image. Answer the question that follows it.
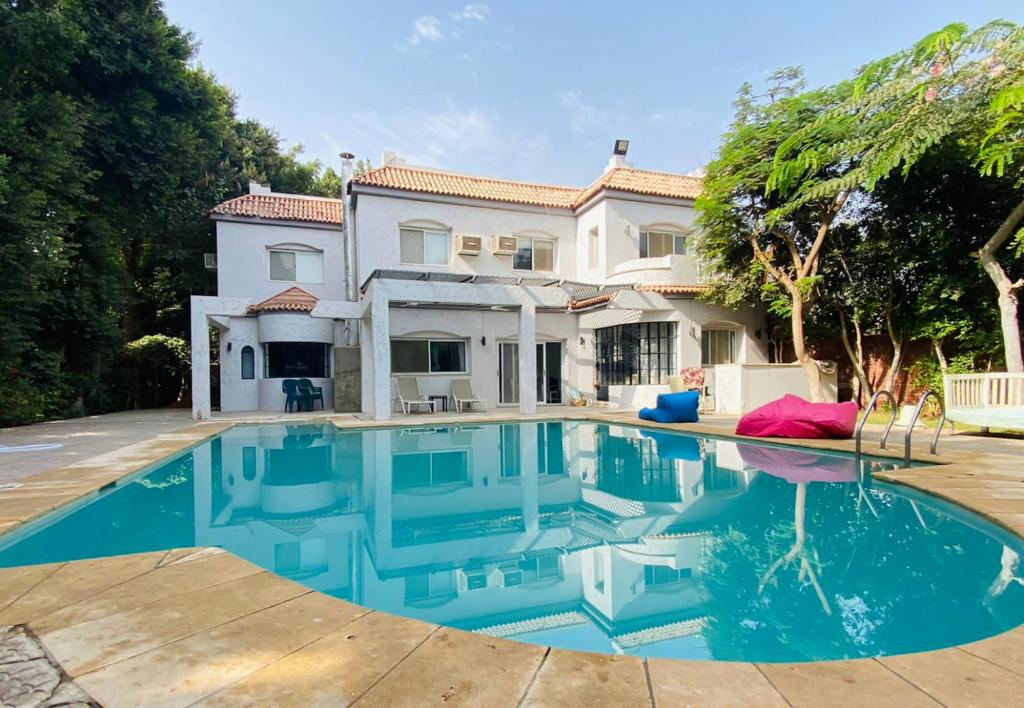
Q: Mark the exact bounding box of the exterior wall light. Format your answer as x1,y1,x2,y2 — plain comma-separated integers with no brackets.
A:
613,139,629,156
481,336,487,346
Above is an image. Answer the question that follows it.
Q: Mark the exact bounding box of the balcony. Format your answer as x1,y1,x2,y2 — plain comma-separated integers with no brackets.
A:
604,254,702,286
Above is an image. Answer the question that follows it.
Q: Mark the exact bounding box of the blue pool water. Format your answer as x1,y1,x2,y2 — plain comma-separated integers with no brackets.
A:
1,420,1022,663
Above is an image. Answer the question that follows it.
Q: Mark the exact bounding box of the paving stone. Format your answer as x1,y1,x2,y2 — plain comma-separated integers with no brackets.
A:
0,626,96,707
32,552,263,635
41,571,308,677
648,658,788,707
354,626,545,707
0,553,163,626
757,659,940,707
881,647,1024,706
75,592,368,708
197,610,436,707
0,564,63,615
520,649,649,708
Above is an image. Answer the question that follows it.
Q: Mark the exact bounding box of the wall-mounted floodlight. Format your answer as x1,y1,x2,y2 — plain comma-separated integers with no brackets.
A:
613,139,629,156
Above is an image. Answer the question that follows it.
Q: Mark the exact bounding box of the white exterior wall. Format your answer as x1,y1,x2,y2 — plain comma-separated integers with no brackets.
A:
353,193,577,283
215,311,342,413
713,363,839,414
218,316,260,412
584,196,703,285
202,180,776,417
215,219,346,302
577,293,768,409
385,308,581,411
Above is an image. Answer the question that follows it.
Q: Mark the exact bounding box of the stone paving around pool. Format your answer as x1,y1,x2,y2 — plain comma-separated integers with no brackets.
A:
0,409,1023,707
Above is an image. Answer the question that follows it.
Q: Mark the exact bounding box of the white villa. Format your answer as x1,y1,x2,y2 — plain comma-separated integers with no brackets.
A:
192,143,822,420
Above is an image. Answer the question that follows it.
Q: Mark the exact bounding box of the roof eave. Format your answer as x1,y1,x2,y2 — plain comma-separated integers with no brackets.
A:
211,213,343,230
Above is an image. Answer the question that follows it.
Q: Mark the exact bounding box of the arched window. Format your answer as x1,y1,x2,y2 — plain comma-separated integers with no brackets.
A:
241,346,255,380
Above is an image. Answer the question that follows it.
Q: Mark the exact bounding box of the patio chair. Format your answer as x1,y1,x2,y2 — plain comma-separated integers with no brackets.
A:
282,379,312,412
396,376,435,414
451,378,485,412
298,378,325,411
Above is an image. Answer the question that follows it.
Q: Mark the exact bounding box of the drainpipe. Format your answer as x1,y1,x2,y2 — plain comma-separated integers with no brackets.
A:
339,152,359,346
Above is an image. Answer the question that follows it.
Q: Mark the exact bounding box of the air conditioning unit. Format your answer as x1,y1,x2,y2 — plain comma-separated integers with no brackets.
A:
491,235,518,256
455,234,482,255
457,567,488,591
496,565,523,588
203,253,218,270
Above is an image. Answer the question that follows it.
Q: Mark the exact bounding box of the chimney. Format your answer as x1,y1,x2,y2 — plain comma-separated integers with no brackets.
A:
379,150,406,167
248,181,272,195
605,138,631,173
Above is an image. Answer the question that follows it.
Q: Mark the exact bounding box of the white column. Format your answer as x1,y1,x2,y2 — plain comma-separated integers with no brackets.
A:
371,288,392,421
190,297,211,420
371,428,393,559
519,303,537,415
520,422,539,533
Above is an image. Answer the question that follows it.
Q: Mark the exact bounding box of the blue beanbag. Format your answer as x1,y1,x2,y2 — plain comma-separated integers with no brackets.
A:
638,390,700,424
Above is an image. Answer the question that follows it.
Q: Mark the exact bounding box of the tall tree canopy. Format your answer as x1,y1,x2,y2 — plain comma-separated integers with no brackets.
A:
696,70,856,400
775,21,1024,371
0,0,341,425
699,20,1024,404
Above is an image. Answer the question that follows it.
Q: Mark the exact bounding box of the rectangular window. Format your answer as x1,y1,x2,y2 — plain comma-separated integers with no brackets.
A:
269,249,323,282
644,565,693,586
588,228,599,268
393,450,470,489
405,570,456,601
639,230,687,259
517,556,563,583
513,237,555,272
400,228,450,266
263,342,330,378
390,339,467,373
594,322,676,386
701,329,737,365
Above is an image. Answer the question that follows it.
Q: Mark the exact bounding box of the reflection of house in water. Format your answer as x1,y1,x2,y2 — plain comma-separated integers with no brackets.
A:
193,421,759,656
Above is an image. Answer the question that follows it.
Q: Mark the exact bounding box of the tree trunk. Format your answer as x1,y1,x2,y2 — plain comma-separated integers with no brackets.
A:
977,198,1024,373
881,306,906,398
933,338,948,373
838,306,871,406
791,298,823,402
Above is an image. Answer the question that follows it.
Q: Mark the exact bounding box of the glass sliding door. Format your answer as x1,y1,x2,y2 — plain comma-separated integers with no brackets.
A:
499,341,563,405
538,342,562,404
499,342,519,405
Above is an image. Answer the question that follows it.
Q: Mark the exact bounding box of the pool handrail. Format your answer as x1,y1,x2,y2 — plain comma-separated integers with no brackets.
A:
855,389,897,462
903,389,945,467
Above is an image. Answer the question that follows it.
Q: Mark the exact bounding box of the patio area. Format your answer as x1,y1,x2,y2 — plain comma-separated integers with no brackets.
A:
1,408,1023,706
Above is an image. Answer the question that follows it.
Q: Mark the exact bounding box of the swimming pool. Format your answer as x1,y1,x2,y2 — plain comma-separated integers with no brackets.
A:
1,420,1021,663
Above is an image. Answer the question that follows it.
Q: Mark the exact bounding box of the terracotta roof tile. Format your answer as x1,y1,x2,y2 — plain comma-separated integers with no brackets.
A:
568,292,617,310
212,194,343,225
351,165,702,210
573,168,703,207
352,165,579,209
248,287,319,314
568,283,708,310
637,284,709,295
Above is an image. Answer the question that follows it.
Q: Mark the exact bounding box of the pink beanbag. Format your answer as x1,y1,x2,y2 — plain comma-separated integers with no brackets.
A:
735,394,859,439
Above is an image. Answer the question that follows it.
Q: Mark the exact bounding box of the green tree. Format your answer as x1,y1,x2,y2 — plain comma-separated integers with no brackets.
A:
0,0,343,425
775,21,1024,371
697,70,856,400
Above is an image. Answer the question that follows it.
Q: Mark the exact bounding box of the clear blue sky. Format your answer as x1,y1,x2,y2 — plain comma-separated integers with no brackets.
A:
164,1,1023,186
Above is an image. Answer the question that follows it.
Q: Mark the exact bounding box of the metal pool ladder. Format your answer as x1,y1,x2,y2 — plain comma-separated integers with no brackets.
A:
854,389,946,469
